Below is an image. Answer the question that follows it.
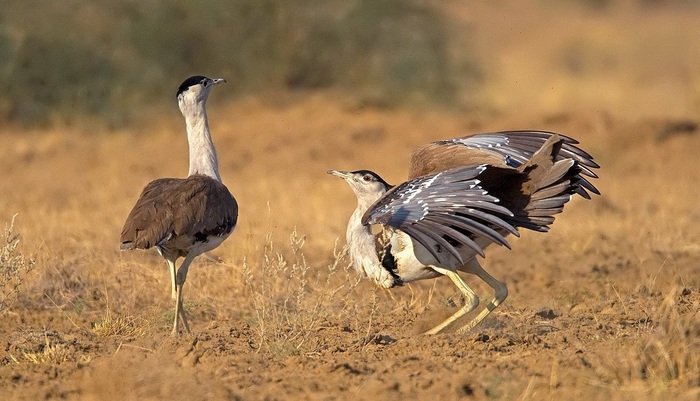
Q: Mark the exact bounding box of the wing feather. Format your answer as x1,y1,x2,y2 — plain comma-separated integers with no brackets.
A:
426,213,513,247
362,165,519,266
409,220,467,263
400,225,445,262
408,130,599,197
120,175,238,251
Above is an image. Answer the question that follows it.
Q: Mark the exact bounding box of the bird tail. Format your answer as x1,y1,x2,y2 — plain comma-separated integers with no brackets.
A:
511,134,583,232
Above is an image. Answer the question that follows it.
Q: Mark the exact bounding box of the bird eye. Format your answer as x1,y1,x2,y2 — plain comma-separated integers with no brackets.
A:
363,174,373,182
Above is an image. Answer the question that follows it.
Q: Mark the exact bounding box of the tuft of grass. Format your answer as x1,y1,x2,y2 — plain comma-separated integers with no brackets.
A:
20,336,71,365
91,283,147,337
244,229,363,356
637,287,700,386
92,311,145,338
0,215,35,314
589,286,700,392
9,330,93,366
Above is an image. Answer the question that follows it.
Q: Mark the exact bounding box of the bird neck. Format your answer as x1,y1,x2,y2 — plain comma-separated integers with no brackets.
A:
347,206,371,243
346,192,381,245
184,105,221,181
345,198,397,289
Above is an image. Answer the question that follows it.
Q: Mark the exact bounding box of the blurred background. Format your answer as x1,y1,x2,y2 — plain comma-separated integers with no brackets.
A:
1,0,698,128
2,3,700,399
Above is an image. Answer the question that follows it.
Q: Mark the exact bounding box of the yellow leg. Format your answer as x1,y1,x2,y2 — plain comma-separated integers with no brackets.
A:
172,282,191,335
172,283,182,335
171,254,196,336
422,266,480,335
167,259,177,300
455,259,508,334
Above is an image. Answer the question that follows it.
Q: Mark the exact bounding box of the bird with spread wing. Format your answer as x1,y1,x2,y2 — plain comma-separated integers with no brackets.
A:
329,131,599,334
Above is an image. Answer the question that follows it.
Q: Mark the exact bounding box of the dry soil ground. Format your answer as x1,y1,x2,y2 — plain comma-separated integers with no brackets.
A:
2,3,700,401
1,96,699,400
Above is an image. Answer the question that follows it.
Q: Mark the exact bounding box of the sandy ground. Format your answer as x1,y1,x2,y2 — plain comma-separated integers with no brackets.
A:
1,2,700,400
1,96,698,400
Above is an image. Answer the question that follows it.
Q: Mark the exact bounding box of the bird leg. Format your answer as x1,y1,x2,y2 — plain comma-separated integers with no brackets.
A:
173,282,191,335
171,254,196,336
172,282,188,335
166,259,177,300
455,259,508,334
422,266,480,335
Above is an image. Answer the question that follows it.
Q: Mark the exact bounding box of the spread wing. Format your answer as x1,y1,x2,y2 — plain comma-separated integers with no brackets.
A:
408,130,599,198
120,176,238,250
362,165,519,265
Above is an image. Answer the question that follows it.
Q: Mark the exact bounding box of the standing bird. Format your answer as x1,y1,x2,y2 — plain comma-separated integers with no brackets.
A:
120,76,238,335
329,131,598,334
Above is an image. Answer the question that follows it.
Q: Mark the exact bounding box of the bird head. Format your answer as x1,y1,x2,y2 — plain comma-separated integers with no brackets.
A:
327,169,392,203
176,75,226,113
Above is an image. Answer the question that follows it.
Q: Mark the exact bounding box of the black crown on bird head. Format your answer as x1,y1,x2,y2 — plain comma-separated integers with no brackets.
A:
176,75,210,98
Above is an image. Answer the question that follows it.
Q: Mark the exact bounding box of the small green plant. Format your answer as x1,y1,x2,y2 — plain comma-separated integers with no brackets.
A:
0,215,35,314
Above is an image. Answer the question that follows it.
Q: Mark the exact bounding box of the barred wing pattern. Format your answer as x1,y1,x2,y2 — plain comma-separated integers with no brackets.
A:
435,131,600,198
362,165,519,266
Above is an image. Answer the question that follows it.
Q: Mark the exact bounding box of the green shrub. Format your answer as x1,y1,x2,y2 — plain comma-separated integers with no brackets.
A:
0,0,476,126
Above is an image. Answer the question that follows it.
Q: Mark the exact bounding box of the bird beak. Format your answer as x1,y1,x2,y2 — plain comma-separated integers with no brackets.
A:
211,78,227,85
327,169,351,179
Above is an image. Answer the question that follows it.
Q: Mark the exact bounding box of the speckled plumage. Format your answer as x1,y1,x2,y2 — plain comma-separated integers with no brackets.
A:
330,131,599,334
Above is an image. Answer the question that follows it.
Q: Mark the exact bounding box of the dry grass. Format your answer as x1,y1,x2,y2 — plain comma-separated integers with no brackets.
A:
1,95,699,400
589,287,700,393
0,215,35,314
89,280,148,337
91,310,146,338
243,227,366,356
1,4,700,399
18,336,71,365
639,289,699,388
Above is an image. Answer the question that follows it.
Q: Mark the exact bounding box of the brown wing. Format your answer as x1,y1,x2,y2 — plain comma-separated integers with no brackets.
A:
408,131,599,185
408,142,505,179
365,135,594,265
120,175,238,251
476,134,587,231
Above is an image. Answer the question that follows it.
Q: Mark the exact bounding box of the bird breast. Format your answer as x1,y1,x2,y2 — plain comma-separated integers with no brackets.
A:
388,230,444,282
347,223,397,289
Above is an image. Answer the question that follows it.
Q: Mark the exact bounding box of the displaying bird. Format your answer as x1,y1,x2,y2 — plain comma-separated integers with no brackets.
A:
120,76,238,335
329,131,599,334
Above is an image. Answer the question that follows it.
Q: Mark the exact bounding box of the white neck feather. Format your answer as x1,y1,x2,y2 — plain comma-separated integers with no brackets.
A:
183,103,221,182
346,190,383,249
346,192,396,288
